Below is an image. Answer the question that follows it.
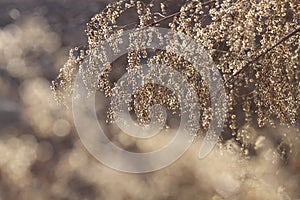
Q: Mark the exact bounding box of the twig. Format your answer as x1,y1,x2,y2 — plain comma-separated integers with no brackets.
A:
148,0,216,27
224,28,300,85
154,12,166,18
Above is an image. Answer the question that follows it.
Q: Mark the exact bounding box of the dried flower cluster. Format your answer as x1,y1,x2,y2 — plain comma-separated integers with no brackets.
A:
52,0,299,152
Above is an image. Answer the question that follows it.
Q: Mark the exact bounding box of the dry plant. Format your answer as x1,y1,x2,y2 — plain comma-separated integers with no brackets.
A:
51,0,299,163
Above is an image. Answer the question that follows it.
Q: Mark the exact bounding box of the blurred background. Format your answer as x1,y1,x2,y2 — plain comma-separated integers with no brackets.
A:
0,0,299,199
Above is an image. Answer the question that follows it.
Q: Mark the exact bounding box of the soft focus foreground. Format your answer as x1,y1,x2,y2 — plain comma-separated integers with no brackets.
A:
0,0,299,200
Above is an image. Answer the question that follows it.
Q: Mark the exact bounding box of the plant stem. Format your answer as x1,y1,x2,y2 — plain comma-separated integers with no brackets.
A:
225,28,300,85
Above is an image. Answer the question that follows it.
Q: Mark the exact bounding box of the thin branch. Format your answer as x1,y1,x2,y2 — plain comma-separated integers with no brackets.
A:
149,10,181,26
154,12,167,18
115,0,215,32
118,21,139,30
148,0,216,27
225,28,300,85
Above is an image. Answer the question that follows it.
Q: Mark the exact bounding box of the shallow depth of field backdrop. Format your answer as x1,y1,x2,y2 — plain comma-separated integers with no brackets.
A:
0,0,299,200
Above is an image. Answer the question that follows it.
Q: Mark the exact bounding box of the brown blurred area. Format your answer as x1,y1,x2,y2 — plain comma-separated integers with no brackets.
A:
0,0,300,200
0,0,106,199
